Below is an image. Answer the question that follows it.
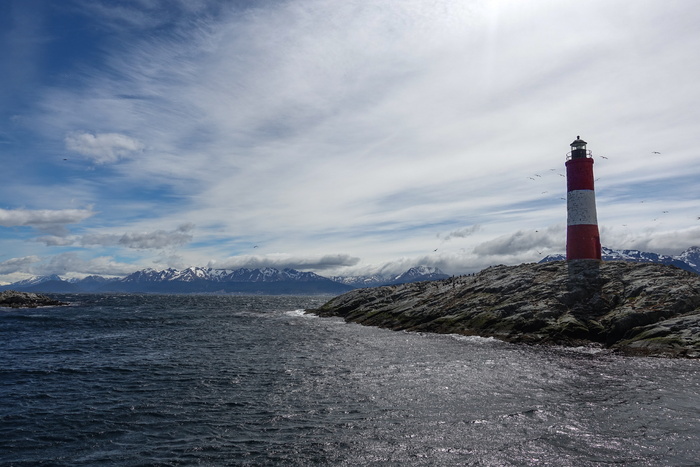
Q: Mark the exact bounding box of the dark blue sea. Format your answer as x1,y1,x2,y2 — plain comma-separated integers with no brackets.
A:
2,294,700,466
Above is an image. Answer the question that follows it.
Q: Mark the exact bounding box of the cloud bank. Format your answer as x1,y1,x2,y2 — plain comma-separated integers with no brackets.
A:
0,208,94,227
440,225,482,242
0,253,134,277
36,223,195,249
208,254,360,271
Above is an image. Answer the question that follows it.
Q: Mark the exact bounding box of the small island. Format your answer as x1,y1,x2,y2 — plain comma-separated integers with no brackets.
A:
0,290,67,308
308,261,700,358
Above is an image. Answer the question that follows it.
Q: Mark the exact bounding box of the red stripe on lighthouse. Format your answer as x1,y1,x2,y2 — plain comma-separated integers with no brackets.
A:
566,158,595,191
567,224,601,260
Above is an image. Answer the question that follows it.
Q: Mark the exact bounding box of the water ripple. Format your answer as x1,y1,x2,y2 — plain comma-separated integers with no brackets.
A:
1,294,699,465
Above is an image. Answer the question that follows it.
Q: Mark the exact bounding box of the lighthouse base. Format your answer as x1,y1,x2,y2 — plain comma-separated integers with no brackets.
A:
566,224,601,261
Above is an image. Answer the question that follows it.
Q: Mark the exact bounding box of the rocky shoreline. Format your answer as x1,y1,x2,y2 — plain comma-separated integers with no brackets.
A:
0,290,67,308
308,261,700,358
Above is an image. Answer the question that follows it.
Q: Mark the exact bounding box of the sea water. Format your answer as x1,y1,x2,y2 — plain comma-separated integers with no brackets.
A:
1,294,699,466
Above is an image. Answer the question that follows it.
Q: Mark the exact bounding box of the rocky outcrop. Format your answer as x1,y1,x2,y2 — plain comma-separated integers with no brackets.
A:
0,290,67,308
308,261,700,358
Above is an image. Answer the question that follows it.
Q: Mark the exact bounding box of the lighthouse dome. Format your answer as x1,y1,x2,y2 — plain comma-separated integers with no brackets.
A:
570,136,587,147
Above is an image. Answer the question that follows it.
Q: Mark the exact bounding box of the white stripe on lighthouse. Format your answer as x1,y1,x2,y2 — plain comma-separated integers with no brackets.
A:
567,190,598,226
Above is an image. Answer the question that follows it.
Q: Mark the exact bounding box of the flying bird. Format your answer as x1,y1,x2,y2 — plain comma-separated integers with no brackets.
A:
600,156,608,159
652,151,661,154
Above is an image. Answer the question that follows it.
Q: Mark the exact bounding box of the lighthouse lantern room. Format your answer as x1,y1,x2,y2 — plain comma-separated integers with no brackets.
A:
569,137,588,159
565,136,601,261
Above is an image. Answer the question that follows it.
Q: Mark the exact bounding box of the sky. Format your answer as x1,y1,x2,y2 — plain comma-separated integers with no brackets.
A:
1,0,700,283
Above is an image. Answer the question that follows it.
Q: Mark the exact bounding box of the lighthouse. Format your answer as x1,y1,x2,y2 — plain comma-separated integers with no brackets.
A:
566,136,601,261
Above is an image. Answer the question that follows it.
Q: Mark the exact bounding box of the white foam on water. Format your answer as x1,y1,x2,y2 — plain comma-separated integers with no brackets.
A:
285,308,316,318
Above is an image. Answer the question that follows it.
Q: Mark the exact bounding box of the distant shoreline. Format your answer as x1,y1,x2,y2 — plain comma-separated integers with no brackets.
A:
0,290,67,308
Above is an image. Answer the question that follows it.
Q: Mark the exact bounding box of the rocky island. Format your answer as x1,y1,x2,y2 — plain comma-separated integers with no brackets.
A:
0,290,67,308
308,261,700,358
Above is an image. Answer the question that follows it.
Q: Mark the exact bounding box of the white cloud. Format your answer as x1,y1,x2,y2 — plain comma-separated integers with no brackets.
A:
473,225,564,257
34,235,77,246
65,131,143,164
36,223,195,249
208,253,360,271
39,253,137,276
440,225,482,242
152,253,189,270
0,252,135,278
85,223,194,249
0,256,42,274
77,0,222,31
601,225,700,256
0,208,94,227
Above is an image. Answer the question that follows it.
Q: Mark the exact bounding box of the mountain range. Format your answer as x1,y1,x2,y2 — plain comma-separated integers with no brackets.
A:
0,266,450,295
2,247,698,295
329,266,449,288
540,246,700,273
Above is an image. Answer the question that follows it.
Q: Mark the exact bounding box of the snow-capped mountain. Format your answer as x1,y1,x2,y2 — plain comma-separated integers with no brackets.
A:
540,246,700,274
0,267,354,295
330,274,390,288
120,267,334,284
676,246,700,272
330,266,449,288
66,275,115,292
7,248,697,295
389,266,450,284
113,267,353,294
121,267,212,283
10,274,63,287
2,265,452,294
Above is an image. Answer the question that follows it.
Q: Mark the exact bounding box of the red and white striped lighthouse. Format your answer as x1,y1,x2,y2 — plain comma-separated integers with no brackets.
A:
566,136,601,261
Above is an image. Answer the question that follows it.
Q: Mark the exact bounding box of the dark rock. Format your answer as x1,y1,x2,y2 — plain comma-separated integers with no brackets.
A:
0,290,67,308
308,261,700,358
